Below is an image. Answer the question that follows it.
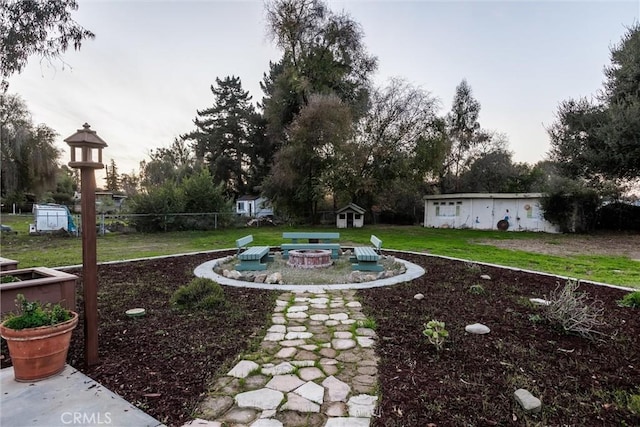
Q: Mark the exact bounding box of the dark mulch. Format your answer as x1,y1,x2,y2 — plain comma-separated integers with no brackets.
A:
2,251,639,426
360,251,640,426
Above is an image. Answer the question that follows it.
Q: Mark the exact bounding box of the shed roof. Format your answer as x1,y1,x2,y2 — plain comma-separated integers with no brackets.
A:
237,195,261,201
423,193,545,201
336,202,366,214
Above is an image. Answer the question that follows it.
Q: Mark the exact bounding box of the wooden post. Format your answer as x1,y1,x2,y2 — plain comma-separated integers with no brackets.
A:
81,168,99,366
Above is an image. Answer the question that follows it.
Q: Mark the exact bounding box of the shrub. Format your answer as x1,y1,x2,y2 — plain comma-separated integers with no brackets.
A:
543,279,605,339
468,284,486,295
618,291,640,308
422,320,448,351
2,294,72,330
171,278,225,311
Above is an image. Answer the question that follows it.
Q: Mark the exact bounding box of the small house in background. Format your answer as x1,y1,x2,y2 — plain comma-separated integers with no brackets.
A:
423,193,560,233
236,195,273,217
336,203,365,228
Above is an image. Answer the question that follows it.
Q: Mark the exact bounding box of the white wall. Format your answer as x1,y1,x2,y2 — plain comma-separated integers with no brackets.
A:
424,196,559,233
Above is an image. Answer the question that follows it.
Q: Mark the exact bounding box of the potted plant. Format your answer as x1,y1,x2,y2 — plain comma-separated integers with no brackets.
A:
0,294,78,382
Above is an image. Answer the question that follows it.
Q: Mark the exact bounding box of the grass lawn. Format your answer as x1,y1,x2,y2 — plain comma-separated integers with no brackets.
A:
1,214,638,287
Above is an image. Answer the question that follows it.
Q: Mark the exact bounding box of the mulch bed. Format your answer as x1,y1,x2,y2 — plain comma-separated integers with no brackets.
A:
2,251,639,426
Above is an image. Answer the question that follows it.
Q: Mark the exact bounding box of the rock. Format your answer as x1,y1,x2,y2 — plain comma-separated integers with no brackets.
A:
254,274,267,283
332,339,356,350
465,323,491,334
414,293,425,300
322,376,351,402
265,374,305,392
514,388,542,413
227,360,259,378
297,367,325,381
281,393,320,413
347,394,378,417
236,388,284,410
529,298,551,306
266,272,282,284
294,381,325,404
199,395,234,419
480,274,491,280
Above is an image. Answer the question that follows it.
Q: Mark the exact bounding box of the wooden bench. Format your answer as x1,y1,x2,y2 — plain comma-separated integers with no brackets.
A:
235,235,273,271
351,235,383,272
281,232,341,259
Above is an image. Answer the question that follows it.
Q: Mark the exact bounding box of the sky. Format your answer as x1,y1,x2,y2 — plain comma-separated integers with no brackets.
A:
6,0,640,185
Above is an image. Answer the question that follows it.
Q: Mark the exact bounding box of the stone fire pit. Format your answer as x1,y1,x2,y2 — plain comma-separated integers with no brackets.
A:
286,249,332,269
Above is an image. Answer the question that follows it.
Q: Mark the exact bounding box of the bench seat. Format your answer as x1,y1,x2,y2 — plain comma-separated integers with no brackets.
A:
235,235,273,271
281,243,341,259
351,235,384,272
282,232,340,243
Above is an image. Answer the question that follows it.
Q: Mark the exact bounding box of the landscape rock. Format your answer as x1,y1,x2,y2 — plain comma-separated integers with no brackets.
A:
465,323,491,334
480,274,491,280
414,293,425,300
235,388,284,410
514,388,542,413
265,272,282,284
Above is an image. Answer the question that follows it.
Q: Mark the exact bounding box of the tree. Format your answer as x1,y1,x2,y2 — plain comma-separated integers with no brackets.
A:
441,79,487,193
183,76,263,198
262,93,352,221
1,0,94,90
548,24,640,189
0,93,60,203
104,159,120,192
119,171,139,197
139,137,195,190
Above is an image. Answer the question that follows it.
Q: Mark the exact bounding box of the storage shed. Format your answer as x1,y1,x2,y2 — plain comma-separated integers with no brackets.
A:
423,193,559,233
30,204,77,234
236,195,273,218
336,203,365,228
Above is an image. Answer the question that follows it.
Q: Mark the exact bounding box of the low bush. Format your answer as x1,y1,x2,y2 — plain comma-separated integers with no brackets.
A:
543,280,605,339
422,319,448,351
171,278,226,311
618,291,640,308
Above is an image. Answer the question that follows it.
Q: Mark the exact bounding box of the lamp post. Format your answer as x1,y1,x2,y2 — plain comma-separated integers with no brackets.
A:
64,123,108,366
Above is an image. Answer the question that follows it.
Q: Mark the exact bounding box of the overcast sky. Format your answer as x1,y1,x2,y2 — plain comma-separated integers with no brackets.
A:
7,0,640,185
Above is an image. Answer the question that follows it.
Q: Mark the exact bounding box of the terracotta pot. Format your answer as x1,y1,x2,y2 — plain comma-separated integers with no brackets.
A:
0,312,78,382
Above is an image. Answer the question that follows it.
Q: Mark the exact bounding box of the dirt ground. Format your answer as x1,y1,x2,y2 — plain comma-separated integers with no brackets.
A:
479,233,640,260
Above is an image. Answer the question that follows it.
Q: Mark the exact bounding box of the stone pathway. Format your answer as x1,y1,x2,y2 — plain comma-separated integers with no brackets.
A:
183,290,379,427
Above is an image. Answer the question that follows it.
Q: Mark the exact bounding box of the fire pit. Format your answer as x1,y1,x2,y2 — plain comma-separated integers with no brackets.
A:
287,249,332,269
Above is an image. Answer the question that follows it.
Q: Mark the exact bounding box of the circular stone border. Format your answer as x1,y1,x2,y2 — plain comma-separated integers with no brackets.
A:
193,256,425,291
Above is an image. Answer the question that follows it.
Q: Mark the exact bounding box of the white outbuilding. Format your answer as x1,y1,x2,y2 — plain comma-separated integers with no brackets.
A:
336,203,365,228
423,193,560,233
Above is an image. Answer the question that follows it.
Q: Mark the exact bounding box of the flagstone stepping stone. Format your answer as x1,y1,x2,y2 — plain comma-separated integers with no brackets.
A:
299,344,318,351
285,331,313,340
287,325,307,332
228,360,260,378
332,339,356,350
309,297,329,304
294,297,308,302
220,407,258,424
319,348,337,358
180,418,221,427
322,375,351,402
236,388,284,410
261,362,295,376
346,301,362,308
329,313,349,321
260,409,276,418
275,300,288,306
336,352,360,363
265,374,305,392
320,358,338,365
298,367,325,381
334,331,353,339
330,302,345,308
325,320,340,326
341,319,356,325
465,323,491,334
347,394,378,417
286,311,308,319
311,304,327,309
357,366,378,376
310,314,329,321
356,336,375,348
268,325,286,333
279,339,306,347
281,393,320,413
353,375,376,386
264,332,286,341
294,350,318,360
324,417,370,426
275,347,297,359
200,395,234,418
272,316,286,325
322,364,339,376
251,419,283,427
324,402,348,417
288,305,309,312
294,381,325,404
291,360,315,367
355,328,376,337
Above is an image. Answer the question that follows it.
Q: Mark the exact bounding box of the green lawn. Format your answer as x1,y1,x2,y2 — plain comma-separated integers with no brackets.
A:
1,214,638,287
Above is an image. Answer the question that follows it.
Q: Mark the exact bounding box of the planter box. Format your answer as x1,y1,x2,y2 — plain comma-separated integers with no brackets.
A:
0,268,77,317
0,257,18,271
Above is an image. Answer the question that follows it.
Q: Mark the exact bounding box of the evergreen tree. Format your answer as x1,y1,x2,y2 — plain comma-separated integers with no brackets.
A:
104,158,120,192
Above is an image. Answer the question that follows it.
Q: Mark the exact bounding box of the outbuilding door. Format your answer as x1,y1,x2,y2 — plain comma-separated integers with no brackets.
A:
347,212,354,228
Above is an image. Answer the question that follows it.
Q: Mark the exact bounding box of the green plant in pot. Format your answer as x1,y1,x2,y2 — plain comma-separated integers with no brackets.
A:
0,294,78,382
